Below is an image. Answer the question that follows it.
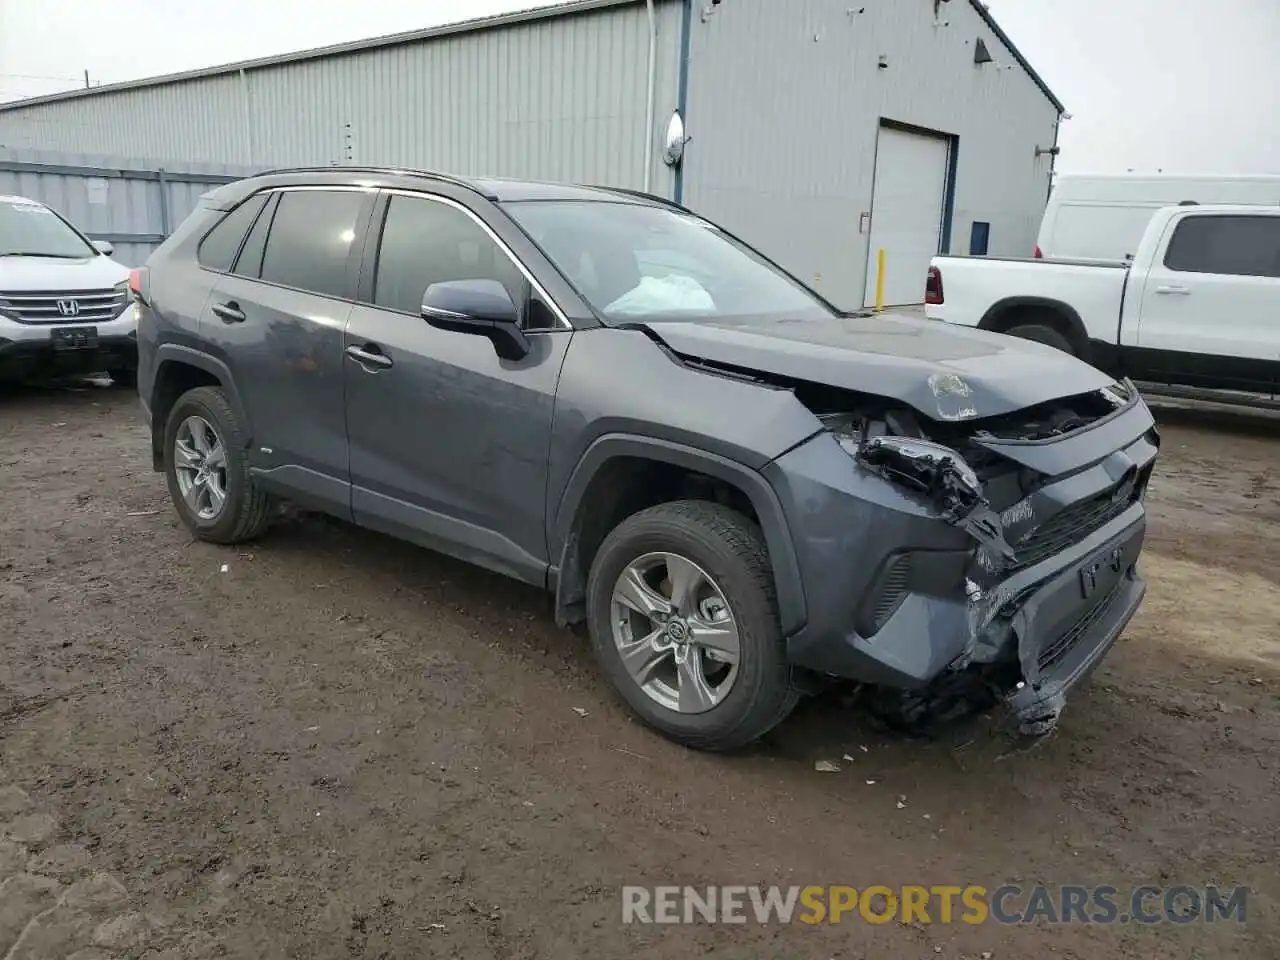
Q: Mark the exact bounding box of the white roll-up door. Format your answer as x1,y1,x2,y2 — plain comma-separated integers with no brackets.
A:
863,126,951,307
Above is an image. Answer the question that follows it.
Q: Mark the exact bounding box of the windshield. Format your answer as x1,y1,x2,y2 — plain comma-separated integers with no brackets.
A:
504,200,835,323
0,198,96,258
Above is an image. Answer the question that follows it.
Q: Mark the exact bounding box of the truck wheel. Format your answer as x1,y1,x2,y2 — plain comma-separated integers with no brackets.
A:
585,500,798,750
1005,323,1076,356
163,385,275,544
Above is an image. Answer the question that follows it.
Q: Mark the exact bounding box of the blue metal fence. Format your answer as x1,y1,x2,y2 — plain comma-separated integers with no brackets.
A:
0,148,258,266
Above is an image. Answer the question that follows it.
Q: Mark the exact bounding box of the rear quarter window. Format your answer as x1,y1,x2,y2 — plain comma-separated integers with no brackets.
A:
196,194,269,271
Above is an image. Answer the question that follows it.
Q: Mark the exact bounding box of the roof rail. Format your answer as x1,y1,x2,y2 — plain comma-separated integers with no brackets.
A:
594,186,691,212
250,165,492,197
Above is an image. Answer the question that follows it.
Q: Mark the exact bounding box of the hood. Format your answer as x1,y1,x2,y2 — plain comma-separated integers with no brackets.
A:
0,254,129,292
641,313,1114,422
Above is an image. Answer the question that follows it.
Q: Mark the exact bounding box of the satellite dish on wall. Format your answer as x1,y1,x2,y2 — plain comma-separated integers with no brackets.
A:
664,111,688,167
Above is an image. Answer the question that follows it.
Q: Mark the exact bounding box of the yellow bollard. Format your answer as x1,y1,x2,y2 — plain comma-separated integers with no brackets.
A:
874,248,886,313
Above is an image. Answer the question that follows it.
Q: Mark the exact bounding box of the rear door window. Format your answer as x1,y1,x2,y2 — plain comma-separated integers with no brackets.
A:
1163,215,1280,278
196,194,268,271
259,190,366,298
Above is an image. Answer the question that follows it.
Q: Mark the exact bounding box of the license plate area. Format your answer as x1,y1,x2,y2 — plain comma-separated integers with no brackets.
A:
51,326,98,350
1078,542,1127,601
1009,520,1145,686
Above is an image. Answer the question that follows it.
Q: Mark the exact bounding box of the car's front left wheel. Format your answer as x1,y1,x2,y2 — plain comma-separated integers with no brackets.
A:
163,385,274,543
586,500,798,750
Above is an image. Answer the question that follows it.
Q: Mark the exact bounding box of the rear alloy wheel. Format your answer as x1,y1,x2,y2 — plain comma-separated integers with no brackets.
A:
173,415,229,522
163,385,275,543
586,500,797,750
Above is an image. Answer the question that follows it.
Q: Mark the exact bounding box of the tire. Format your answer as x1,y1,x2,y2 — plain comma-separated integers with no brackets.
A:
163,385,275,544
107,367,136,389
585,500,798,750
1004,322,1076,356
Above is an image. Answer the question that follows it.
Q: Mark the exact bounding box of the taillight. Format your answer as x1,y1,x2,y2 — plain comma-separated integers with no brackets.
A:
925,266,943,305
128,267,151,303
1033,245,1044,259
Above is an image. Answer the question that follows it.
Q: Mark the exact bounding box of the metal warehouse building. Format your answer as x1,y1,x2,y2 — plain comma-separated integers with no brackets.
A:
0,0,1062,308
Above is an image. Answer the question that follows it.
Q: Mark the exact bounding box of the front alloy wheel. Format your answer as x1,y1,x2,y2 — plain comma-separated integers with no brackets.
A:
611,552,741,714
173,415,228,521
586,500,798,750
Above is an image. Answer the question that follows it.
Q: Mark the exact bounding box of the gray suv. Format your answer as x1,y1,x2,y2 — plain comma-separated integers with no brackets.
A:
135,167,1158,750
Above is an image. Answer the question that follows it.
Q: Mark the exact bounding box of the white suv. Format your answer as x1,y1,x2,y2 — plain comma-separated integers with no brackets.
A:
0,194,136,385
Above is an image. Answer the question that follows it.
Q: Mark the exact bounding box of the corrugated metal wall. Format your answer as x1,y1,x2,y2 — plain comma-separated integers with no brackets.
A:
0,147,256,265
0,2,684,193
0,0,1060,306
682,0,1060,308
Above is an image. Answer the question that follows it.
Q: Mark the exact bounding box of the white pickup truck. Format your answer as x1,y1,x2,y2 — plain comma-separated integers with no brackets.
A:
925,204,1280,395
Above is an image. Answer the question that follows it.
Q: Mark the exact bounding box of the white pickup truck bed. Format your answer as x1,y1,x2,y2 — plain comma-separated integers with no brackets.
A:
927,257,1129,346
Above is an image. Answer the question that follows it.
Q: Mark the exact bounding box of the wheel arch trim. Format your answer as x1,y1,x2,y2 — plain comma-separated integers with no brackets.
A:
978,296,1089,353
152,345,250,442
550,434,807,637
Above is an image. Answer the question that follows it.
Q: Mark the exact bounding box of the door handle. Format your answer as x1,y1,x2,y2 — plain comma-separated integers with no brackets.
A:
211,301,246,323
1154,285,1190,296
345,344,393,369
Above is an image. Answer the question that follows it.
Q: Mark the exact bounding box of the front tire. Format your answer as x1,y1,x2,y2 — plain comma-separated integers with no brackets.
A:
586,500,798,750
163,386,274,543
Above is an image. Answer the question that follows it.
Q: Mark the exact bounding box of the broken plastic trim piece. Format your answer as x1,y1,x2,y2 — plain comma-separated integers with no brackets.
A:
856,435,1016,567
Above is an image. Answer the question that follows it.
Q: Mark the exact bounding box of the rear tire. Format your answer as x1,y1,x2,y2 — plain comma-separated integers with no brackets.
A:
1005,323,1076,356
586,500,798,751
164,385,275,544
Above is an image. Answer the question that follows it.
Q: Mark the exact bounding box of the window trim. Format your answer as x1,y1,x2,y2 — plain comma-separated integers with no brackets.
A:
375,188,571,330
198,185,377,304
195,192,269,273
1162,213,1280,279
229,191,279,279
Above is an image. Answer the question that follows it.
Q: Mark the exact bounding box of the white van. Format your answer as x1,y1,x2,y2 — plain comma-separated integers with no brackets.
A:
1035,173,1280,263
0,194,135,384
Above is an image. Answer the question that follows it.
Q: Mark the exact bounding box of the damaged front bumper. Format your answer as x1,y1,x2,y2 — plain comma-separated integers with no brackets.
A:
764,392,1157,735
978,505,1146,734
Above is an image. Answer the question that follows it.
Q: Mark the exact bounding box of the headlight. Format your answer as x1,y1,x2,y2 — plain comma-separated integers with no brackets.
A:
857,435,982,504
1099,378,1136,408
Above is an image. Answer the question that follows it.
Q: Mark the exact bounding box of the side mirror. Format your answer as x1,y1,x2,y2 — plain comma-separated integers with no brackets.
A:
92,239,114,256
421,279,530,361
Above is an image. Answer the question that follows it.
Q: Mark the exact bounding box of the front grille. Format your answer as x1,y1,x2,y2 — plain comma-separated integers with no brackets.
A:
1010,488,1136,571
1037,581,1124,670
0,288,128,324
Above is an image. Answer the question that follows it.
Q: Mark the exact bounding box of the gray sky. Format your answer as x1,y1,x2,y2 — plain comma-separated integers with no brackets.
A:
1,0,1277,174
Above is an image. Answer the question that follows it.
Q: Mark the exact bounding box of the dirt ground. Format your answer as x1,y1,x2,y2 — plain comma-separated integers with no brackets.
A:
1,382,1276,960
